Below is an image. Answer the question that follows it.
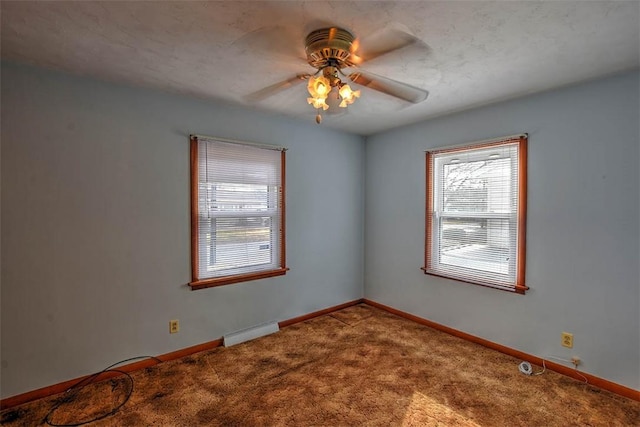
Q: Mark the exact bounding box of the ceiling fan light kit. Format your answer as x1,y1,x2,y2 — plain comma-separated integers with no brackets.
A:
306,65,361,123
249,26,430,125
304,28,362,124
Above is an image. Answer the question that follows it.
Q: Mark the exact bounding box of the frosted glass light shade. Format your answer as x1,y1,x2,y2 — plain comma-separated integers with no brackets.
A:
307,76,331,98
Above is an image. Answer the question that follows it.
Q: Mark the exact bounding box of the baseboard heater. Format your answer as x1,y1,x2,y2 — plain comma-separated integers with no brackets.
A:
223,321,280,347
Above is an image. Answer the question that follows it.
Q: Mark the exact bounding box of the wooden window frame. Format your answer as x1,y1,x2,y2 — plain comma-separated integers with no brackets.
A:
189,135,288,291
422,135,528,294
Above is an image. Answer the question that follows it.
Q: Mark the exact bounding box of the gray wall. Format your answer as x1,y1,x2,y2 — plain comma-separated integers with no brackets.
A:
2,61,638,398
0,62,365,398
365,71,640,390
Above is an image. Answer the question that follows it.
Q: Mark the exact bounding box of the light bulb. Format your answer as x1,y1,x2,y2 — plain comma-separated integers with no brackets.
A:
338,84,361,106
339,84,353,99
307,97,329,111
307,75,331,98
316,82,328,96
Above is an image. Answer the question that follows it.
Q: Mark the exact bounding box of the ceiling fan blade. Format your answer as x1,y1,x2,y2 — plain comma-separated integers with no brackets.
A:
348,70,429,104
350,24,429,65
245,74,311,102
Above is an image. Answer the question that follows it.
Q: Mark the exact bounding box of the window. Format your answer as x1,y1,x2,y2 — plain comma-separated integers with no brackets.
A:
189,135,287,290
423,135,528,293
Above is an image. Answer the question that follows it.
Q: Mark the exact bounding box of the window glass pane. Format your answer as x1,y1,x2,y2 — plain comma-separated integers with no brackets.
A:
443,158,511,213
440,217,511,275
199,183,276,217
209,183,272,213
208,217,273,272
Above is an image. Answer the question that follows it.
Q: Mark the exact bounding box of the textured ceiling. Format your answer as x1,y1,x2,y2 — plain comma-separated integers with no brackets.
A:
2,1,639,135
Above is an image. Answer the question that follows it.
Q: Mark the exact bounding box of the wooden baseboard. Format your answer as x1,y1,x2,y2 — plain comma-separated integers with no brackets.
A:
0,299,364,410
5,297,636,408
0,338,223,410
363,299,640,402
278,298,364,328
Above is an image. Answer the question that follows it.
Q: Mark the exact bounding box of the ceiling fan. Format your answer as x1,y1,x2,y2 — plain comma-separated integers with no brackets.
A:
246,26,430,124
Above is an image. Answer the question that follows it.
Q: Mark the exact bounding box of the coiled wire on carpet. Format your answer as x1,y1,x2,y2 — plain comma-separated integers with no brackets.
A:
44,356,162,427
518,356,588,383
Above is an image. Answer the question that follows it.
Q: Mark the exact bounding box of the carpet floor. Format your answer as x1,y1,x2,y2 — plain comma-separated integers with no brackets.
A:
1,304,638,426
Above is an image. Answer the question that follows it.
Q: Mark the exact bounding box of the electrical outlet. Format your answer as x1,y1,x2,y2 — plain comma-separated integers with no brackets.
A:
561,332,573,348
169,319,179,334
571,357,581,367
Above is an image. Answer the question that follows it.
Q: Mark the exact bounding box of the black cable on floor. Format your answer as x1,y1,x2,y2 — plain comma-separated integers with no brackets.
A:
43,356,162,426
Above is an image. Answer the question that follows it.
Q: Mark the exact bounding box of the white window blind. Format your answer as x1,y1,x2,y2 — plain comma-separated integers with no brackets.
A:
193,137,285,284
425,136,527,292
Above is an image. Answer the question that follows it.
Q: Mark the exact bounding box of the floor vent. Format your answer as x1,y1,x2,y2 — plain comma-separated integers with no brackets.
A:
223,321,280,347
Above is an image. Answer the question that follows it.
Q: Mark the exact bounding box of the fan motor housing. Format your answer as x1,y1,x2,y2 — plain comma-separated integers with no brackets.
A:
305,27,355,68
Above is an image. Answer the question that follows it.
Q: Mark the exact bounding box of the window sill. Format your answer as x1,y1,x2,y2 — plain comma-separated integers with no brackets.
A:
189,267,289,290
420,267,528,295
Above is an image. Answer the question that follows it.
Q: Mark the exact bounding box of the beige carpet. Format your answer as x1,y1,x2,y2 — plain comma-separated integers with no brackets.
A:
2,304,638,426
